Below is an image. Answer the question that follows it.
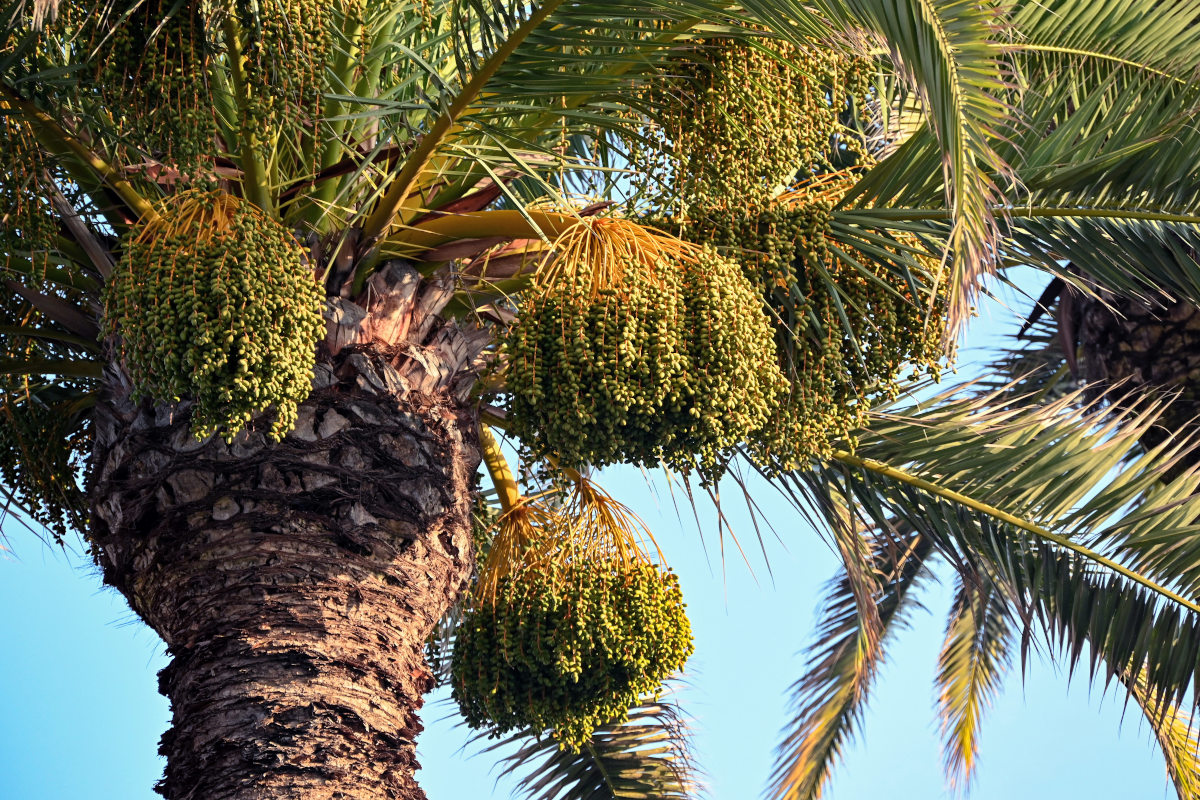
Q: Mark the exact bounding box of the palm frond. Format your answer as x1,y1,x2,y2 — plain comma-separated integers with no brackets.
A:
0,83,156,224
760,0,1013,336
785,381,1200,710
935,573,1013,791
359,0,574,243
767,524,934,800
1004,215,1200,310
0,378,92,542
1011,0,1200,75
483,696,702,800
1125,669,1200,800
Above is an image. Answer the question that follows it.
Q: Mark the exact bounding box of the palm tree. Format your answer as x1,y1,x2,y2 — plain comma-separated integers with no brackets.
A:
766,3,1200,795
7,1,1200,799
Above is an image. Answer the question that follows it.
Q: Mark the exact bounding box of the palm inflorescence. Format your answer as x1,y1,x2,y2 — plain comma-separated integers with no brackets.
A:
7,1,1200,798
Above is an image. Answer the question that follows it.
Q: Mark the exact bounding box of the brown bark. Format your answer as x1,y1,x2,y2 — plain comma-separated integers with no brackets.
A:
1077,290,1200,465
88,264,490,799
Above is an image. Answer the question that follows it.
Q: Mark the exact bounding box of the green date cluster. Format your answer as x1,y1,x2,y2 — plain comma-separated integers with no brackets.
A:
102,191,325,441
505,248,785,483
450,560,694,750
692,197,948,469
95,0,216,179
80,0,343,180
0,114,57,275
628,36,872,216
240,0,339,166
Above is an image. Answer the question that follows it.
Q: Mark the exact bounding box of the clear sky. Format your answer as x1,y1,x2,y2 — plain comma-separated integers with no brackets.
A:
0,278,1184,800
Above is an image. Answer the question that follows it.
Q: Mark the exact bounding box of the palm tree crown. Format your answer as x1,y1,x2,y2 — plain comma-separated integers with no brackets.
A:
7,1,1200,798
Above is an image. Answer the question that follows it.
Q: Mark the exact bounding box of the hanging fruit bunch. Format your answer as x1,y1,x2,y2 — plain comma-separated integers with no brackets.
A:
626,33,873,216
75,0,341,180
0,113,58,275
503,218,786,483
85,0,217,179
618,32,949,472
451,440,693,749
686,174,950,470
102,190,325,440
235,0,339,173
453,558,692,749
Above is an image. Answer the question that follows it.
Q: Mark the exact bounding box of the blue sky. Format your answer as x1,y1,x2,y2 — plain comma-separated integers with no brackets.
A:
0,279,1184,799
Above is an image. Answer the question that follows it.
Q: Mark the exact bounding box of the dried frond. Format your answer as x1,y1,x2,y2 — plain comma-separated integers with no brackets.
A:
30,0,59,30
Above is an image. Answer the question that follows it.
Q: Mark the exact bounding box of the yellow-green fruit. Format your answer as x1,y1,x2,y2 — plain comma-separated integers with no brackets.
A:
628,37,873,216
685,199,949,471
669,248,789,477
505,248,787,483
97,0,215,177
102,191,325,441
450,561,693,749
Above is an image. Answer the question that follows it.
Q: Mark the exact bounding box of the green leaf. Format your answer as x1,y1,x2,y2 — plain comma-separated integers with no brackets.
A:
767,525,934,800
935,575,1013,790
483,696,702,800
786,382,1200,711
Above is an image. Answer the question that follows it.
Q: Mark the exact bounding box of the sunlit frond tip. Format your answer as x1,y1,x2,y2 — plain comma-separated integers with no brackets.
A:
935,577,1012,792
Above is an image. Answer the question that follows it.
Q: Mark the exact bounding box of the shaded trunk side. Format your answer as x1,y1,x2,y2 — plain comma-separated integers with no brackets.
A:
89,349,481,800
1077,291,1200,468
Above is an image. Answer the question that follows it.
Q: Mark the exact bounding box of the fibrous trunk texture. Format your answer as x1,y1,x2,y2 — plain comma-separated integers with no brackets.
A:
89,264,489,800
1076,289,1200,475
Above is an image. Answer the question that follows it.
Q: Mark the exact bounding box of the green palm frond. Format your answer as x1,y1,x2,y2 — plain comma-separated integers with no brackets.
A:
825,454,1200,705
359,0,576,242
825,207,1200,315
284,3,825,244
935,573,1013,790
740,0,1010,337
482,696,702,800
1103,476,1200,601
1010,0,1200,74
851,385,1191,527
1005,215,1200,308
846,0,1200,214
828,0,1200,322
1126,670,1200,800
768,525,934,800
787,383,1200,709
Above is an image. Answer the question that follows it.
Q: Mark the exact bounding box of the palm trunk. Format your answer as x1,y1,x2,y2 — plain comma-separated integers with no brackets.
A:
1076,289,1200,468
88,265,488,799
